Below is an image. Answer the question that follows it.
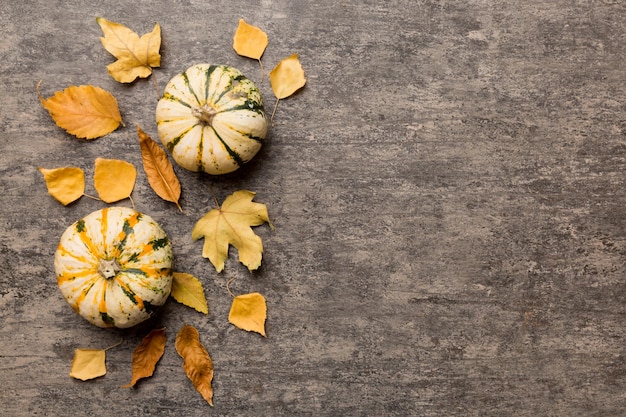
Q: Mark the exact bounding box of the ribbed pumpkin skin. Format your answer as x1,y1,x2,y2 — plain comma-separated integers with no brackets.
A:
155,64,267,175
54,207,173,328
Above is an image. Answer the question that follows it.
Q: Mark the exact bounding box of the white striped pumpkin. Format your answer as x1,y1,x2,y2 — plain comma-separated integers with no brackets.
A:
155,64,268,175
54,207,173,328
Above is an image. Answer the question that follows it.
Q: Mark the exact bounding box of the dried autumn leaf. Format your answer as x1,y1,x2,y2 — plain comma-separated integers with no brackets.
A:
229,292,267,336
93,158,137,203
192,190,272,273
70,349,107,381
37,83,123,139
269,53,306,99
97,17,161,83
176,325,214,406
123,328,167,388
137,125,182,211
233,19,268,60
38,166,85,205
171,272,208,314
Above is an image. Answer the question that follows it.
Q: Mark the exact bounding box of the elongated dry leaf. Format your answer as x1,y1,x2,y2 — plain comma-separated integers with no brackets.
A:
93,158,136,203
137,125,182,211
38,166,84,205
233,19,268,60
176,325,214,406
172,272,208,314
37,83,123,139
229,292,267,336
97,17,161,83
192,190,272,273
70,349,107,381
123,328,167,388
269,53,306,99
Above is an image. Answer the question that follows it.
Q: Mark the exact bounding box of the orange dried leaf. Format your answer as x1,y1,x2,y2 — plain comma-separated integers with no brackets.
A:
233,19,268,60
97,17,161,83
191,190,272,273
38,166,85,205
93,158,136,203
123,328,167,388
70,349,107,381
37,83,122,139
269,53,306,99
175,325,214,406
171,272,208,314
229,292,267,336
137,125,182,211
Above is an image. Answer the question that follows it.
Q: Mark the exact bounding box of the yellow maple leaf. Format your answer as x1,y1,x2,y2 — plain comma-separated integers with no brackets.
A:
229,292,267,336
37,83,123,139
38,166,85,205
233,19,268,60
175,325,214,406
93,158,136,203
69,349,107,381
191,190,272,273
123,328,167,388
268,53,306,121
97,17,161,83
171,272,208,314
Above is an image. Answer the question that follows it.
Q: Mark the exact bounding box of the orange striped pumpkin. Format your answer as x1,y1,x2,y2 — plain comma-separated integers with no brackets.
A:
54,207,173,328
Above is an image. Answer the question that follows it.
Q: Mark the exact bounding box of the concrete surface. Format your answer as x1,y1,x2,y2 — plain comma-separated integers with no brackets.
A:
2,0,626,416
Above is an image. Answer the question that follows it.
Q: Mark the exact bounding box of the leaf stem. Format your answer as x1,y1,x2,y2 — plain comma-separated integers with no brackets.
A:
270,98,280,126
226,276,237,298
104,338,124,351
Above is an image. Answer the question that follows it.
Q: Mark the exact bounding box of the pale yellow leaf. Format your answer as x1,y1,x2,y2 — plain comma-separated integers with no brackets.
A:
38,166,84,205
97,17,161,83
37,83,123,139
191,190,272,273
175,325,214,406
229,292,267,336
93,158,136,203
269,53,306,99
70,349,107,381
171,272,208,314
137,125,182,211
123,328,167,388
233,19,268,60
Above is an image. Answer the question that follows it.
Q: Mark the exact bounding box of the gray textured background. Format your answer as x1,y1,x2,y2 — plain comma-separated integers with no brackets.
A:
2,0,626,416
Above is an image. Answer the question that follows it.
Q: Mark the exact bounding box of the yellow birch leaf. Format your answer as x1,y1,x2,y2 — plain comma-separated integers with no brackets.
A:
191,190,272,273
229,292,267,336
123,328,167,388
175,325,214,406
70,349,107,381
97,17,161,83
38,166,85,205
93,158,136,203
269,53,306,99
137,125,182,211
171,272,208,314
37,83,123,139
233,19,268,60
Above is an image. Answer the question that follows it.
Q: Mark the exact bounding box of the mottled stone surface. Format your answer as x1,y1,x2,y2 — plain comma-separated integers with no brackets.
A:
2,1,626,415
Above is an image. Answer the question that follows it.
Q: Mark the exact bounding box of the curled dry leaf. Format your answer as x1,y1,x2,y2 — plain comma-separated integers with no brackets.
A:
93,158,137,203
137,125,182,211
38,166,85,205
70,349,107,381
123,328,167,388
229,292,267,336
176,325,214,406
233,19,268,61
37,83,123,139
171,272,208,314
192,190,272,273
96,17,161,83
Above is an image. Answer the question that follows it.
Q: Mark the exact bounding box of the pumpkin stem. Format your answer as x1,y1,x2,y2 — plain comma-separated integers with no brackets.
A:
98,258,121,279
192,104,217,126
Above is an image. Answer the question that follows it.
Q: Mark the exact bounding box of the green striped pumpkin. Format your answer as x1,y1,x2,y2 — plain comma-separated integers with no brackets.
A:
54,207,173,328
155,64,268,175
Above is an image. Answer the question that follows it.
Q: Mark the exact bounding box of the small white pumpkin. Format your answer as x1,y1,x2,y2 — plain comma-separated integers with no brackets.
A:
54,207,173,328
155,64,268,175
